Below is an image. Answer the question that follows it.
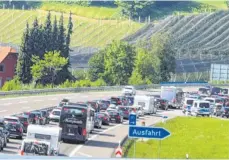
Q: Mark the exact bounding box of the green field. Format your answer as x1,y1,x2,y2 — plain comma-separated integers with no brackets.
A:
0,9,142,48
126,117,229,159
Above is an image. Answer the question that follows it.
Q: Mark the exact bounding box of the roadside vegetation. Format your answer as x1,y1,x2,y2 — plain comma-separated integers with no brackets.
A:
125,117,229,159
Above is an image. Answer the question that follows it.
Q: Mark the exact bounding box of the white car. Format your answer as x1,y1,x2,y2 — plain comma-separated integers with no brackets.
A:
122,86,136,96
49,109,61,122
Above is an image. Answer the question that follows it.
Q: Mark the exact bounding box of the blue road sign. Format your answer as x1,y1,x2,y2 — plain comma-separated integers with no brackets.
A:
128,126,171,140
129,113,136,125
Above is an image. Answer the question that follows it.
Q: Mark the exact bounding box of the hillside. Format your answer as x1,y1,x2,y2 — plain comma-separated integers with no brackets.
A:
125,11,229,56
0,9,142,48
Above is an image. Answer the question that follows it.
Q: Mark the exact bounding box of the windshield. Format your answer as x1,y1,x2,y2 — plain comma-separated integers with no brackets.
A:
62,106,85,115
19,117,27,122
52,111,60,116
215,99,223,103
119,107,129,111
199,103,210,108
205,99,214,103
23,142,49,155
124,87,133,90
222,89,228,94
186,100,194,105
5,123,20,129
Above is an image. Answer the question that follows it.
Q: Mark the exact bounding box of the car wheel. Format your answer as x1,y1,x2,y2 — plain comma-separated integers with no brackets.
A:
18,136,23,140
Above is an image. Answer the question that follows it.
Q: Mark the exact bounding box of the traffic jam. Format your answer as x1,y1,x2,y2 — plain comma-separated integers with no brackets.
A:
0,85,227,156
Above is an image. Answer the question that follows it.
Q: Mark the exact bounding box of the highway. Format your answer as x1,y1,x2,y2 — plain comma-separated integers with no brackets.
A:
0,89,184,157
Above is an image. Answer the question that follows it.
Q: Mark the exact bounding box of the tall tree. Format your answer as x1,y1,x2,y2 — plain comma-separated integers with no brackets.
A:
44,11,52,52
103,41,136,85
57,13,66,56
88,51,105,81
65,11,73,67
52,16,59,51
16,22,33,83
30,18,44,58
151,33,176,82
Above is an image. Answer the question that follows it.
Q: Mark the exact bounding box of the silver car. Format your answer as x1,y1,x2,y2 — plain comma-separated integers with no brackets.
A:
49,109,61,122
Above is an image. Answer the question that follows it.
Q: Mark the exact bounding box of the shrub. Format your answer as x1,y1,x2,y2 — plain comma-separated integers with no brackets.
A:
78,79,91,87
1,77,22,91
91,78,107,87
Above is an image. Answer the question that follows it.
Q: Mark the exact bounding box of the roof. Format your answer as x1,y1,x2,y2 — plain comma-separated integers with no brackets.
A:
0,46,17,63
27,125,62,136
4,116,19,120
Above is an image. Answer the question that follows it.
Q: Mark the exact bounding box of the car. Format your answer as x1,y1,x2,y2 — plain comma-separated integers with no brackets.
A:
49,109,61,122
94,113,102,129
110,97,123,106
0,119,9,143
97,112,110,125
122,86,136,96
96,100,110,110
3,116,20,123
23,112,37,124
5,122,23,139
107,110,123,123
222,107,229,118
86,101,100,112
17,115,30,133
30,111,45,125
155,98,169,110
40,110,50,124
118,106,130,119
0,128,7,148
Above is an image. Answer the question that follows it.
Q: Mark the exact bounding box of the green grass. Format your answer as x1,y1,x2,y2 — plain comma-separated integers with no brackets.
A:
126,117,229,159
40,2,121,20
0,9,143,48
197,0,228,9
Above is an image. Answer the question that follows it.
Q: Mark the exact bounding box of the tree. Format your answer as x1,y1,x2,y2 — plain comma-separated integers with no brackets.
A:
31,51,68,85
103,41,136,85
115,0,155,19
130,47,160,84
88,51,105,81
150,33,176,82
44,11,53,52
52,16,59,51
16,22,33,84
65,12,73,67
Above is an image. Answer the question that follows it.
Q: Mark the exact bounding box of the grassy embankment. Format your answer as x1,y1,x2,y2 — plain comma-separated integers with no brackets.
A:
0,9,142,48
125,117,229,159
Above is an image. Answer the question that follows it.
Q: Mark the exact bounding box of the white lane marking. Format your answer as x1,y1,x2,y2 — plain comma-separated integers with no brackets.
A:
22,107,30,109
0,110,7,113
33,100,43,102
77,152,92,157
69,123,122,157
49,98,58,100
2,103,12,106
19,101,28,104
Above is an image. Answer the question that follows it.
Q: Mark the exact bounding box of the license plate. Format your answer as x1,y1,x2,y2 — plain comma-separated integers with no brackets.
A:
111,118,115,121
67,133,74,136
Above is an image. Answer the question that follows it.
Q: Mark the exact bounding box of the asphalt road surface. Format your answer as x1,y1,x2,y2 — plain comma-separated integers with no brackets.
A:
0,88,191,157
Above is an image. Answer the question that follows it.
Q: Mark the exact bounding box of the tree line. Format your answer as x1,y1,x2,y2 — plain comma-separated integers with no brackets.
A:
88,33,176,86
16,11,73,86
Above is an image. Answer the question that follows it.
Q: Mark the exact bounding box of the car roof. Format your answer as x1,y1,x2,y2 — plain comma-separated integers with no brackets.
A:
4,116,19,120
52,109,61,112
194,100,210,103
18,115,29,118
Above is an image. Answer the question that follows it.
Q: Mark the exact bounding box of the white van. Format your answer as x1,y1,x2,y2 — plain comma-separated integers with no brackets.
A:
190,100,211,117
182,98,195,113
24,125,62,156
134,95,156,115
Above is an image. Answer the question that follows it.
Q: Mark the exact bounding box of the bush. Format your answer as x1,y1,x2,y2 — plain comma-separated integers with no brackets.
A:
78,79,91,87
59,79,74,88
91,78,107,87
1,77,22,91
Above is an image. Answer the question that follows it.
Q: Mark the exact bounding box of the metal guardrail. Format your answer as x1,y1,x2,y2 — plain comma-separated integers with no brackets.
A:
0,85,160,96
1,83,229,97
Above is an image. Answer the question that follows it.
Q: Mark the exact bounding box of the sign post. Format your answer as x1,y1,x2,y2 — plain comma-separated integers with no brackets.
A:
129,113,136,158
